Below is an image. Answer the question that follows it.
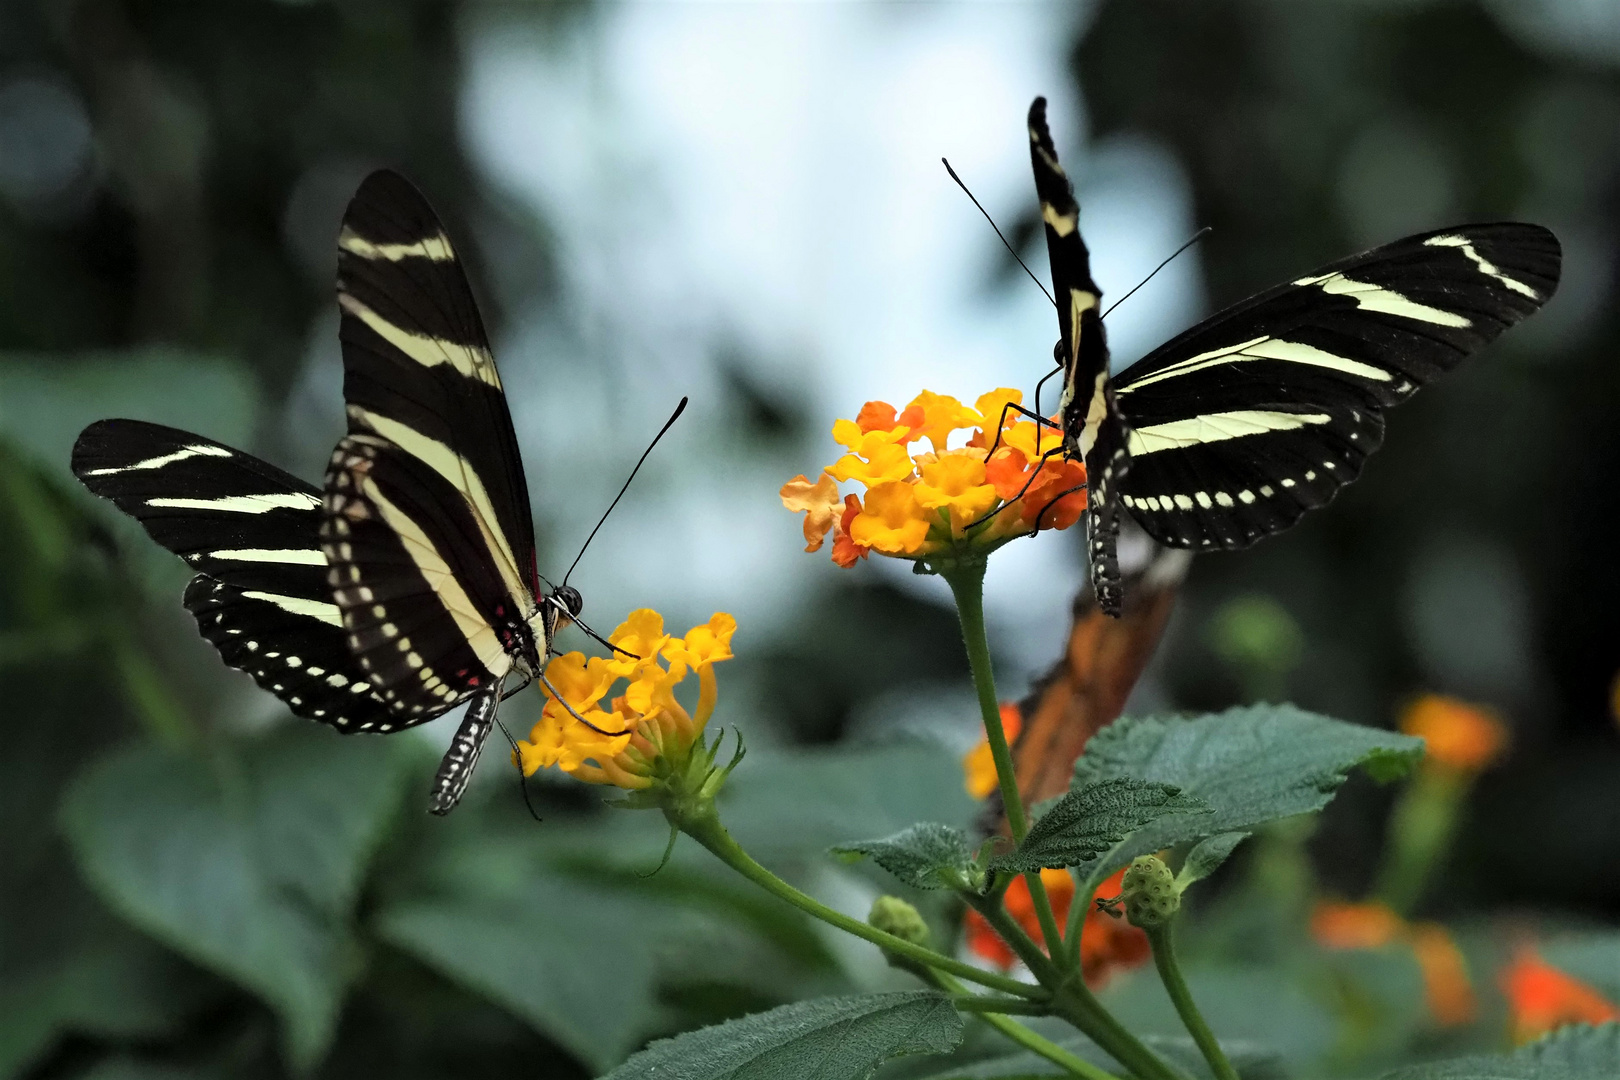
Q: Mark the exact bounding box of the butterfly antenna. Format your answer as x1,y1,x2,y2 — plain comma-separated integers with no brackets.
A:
562,396,688,587
942,158,1055,308
1100,226,1212,320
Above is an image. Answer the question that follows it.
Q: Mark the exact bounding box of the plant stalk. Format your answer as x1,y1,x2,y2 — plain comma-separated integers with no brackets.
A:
942,561,1068,965
678,803,1043,1000
1146,924,1239,1080
929,970,1120,1080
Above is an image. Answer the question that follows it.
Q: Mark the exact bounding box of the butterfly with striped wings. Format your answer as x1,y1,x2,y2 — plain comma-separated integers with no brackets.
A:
75,170,649,815
1021,96,1562,615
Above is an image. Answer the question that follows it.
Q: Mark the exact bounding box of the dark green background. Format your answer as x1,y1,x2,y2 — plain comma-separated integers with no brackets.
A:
2,2,1616,1078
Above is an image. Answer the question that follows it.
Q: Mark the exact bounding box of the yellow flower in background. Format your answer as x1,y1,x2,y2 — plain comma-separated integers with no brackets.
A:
782,387,1088,569
1399,694,1508,774
517,609,737,790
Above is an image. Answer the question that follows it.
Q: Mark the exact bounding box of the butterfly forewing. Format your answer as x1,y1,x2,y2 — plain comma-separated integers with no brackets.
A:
321,169,549,801
1028,97,1132,611
1111,223,1560,549
333,169,538,600
71,419,395,731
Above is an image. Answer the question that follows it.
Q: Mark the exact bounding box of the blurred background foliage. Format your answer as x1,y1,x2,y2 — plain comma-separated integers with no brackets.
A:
1,1,1617,1078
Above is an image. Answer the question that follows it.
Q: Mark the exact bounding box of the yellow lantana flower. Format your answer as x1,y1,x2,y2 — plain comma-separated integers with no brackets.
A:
517,609,737,790
782,387,1088,569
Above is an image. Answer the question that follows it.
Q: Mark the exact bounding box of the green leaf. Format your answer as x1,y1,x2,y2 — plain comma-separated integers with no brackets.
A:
1070,706,1423,889
989,778,1207,875
1177,832,1250,887
0,350,256,484
912,1032,1285,1080
374,869,668,1074
1540,935,1620,1001
60,727,409,1070
1377,1023,1620,1079
599,991,963,1080
721,744,978,856
830,823,976,890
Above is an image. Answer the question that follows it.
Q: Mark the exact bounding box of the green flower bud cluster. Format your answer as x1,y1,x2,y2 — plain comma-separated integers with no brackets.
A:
869,895,931,947
1122,855,1180,929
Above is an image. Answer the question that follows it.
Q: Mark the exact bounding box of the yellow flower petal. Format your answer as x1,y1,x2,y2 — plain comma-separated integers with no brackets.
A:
903,390,979,453
914,454,1000,530
850,481,935,555
829,439,915,487
664,612,737,669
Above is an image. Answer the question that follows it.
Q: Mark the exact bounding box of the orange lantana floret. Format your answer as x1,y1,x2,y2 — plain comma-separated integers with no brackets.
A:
1311,901,1477,1028
1400,694,1509,774
783,387,1088,568
1501,944,1620,1044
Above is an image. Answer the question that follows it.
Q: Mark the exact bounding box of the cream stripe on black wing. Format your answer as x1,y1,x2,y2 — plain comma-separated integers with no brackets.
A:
71,419,395,731
1111,223,1561,550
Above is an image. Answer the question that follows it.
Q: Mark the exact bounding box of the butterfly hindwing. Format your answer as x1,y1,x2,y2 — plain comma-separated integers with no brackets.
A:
70,419,395,731
1112,223,1561,550
322,433,517,719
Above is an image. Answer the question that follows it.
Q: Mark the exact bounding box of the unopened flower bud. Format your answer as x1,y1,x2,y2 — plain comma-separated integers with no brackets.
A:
1122,855,1180,929
869,895,931,948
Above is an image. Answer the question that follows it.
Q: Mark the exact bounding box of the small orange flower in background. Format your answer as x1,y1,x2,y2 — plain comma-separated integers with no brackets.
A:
1312,901,1477,1027
964,867,1148,988
517,609,736,790
782,388,1087,568
1399,694,1508,774
1501,943,1620,1044
963,703,1023,799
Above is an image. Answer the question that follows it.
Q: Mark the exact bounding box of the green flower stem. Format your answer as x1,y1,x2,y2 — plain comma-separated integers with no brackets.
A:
947,995,1053,1016
1145,924,1238,1080
1374,766,1467,916
677,802,1043,1001
965,893,1063,985
928,970,1121,1080
941,560,1068,966
1050,979,1188,1080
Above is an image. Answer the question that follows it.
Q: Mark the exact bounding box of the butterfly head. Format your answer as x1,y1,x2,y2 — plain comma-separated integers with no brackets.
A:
552,585,584,620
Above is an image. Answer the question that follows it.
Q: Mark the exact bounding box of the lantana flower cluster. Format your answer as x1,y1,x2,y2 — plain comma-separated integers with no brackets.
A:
781,388,1087,566
517,609,736,790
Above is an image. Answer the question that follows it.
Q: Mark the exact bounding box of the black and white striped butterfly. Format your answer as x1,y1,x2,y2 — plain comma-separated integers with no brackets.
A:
75,170,646,814
1022,96,1561,615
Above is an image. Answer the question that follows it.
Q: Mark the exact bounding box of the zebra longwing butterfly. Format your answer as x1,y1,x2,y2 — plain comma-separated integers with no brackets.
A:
318,169,593,815
74,170,633,815
1025,96,1562,615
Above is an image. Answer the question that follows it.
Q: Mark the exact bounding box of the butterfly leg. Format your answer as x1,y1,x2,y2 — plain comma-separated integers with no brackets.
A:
966,445,1067,530
536,670,633,737
982,400,1063,460
429,677,505,815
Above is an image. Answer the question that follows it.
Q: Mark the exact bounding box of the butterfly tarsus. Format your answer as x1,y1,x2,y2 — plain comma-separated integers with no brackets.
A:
536,669,632,737
494,717,544,823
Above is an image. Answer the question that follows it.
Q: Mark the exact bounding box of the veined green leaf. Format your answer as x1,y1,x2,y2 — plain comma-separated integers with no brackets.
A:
600,991,962,1080
1177,832,1251,888
831,823,976,890
990,777,1206,875
1070,706,1422,890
